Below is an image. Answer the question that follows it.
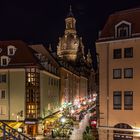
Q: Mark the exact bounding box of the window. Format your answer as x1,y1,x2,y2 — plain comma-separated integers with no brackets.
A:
0,90,6,99
25,67,40,118
9,48,14,55
113,91,122,110
0,48,2,53
0,105,6,115
1,56,9,66
124,91,133,110
113,49,122,59
124,47,133,58
7,45,16,56
114,123,133,140
113,69,122,79
124,68,133,78
0,74,6,83
117,26,129,38
115,21,131,38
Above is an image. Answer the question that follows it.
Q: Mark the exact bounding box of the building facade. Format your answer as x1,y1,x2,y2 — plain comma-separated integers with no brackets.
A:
0,41,61,136
96,8,140,140
57,6,92,105
0,6,94,137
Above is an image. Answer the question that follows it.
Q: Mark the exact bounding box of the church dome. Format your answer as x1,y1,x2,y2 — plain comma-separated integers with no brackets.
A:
57,6,84,61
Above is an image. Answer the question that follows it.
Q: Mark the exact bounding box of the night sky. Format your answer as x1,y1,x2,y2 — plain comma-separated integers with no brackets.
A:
0,0,140,68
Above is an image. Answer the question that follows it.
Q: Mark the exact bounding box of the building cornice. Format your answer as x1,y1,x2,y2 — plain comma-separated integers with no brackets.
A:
41,70,60,79
0,69,25,72
96,36,140,44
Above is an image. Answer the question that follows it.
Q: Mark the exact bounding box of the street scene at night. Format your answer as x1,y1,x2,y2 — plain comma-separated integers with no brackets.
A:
1,0,140,140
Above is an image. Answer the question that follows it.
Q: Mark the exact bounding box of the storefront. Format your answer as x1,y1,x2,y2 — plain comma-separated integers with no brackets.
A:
25,119,38,137
43,112,62,136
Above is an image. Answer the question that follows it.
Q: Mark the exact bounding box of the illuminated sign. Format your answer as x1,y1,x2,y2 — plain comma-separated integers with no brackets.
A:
25,121,36,124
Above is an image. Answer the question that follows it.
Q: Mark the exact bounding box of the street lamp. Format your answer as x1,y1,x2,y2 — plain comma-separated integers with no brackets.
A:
96,53,100,127
60,116,66,137
60,117,66,124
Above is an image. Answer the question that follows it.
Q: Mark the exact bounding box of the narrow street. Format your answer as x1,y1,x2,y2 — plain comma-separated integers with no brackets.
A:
69,113,90,140
36,112,95,140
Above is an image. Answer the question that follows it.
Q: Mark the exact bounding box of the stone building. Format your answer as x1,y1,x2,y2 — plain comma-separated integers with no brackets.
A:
96,7,140,140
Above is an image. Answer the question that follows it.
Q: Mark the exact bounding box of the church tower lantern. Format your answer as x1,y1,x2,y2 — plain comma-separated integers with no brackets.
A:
57,5,84,61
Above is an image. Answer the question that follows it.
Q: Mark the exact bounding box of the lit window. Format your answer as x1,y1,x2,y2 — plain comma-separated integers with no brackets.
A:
113,91,122,110
124,68,133,78
113,49,122,59
113,69,122,79
124,91,133,110
124,47,133,58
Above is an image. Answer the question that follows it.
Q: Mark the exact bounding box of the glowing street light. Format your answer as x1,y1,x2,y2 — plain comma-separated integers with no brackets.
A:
78,104,81,108
83,101,86,105
59,107,63,112
60,117,66,124
70,109,75,114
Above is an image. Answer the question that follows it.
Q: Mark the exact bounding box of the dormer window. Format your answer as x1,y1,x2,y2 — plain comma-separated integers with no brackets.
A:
7,45,16,56
115,21,131,38
1,56,10,66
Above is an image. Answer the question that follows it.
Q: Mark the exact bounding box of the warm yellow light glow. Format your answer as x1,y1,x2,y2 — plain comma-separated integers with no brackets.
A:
83,101,86,105
78,104,81,108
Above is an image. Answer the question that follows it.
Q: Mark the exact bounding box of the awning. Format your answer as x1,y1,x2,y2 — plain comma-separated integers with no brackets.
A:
4,122,25,129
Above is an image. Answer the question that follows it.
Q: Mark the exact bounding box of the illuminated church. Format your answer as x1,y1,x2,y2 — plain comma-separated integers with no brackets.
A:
57,6,88,63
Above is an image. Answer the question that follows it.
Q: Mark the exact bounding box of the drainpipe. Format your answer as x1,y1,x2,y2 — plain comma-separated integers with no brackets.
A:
107,45,109,140
8,70,10,120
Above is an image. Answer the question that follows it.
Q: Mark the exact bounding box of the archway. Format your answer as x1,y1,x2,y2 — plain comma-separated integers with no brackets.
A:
113,123,133,140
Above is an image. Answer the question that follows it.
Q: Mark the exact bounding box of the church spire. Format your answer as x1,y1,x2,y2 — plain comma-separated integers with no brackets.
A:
67,5,74,17
65,5,76,34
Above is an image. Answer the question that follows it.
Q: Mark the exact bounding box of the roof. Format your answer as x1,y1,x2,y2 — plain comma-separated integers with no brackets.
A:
0,40,41,68
29,44,60,67
99,7,140,40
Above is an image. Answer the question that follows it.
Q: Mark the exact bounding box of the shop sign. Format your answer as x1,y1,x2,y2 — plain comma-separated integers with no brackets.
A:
25,121,36,124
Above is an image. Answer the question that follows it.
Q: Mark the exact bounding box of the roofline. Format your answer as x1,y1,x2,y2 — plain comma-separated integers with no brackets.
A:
114,7,140,15
96,36,140,44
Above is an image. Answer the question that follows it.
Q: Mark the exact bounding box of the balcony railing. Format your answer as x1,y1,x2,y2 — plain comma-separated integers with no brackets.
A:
0,121,34,140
